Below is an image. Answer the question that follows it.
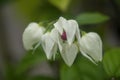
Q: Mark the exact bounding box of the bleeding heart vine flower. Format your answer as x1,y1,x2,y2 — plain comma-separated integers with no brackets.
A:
54,17,81,66
23,22,45,50
79,32,102,64
54,17,81,45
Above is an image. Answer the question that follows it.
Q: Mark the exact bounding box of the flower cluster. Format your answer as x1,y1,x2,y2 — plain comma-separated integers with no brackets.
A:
23,17,102,66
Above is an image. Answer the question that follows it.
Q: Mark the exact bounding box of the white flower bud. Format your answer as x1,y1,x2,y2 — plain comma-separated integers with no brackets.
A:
79,32,102,63
23,22,45,50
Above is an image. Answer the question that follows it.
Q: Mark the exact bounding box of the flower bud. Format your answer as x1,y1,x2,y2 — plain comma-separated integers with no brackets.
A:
23,22,45,50
79,32,102,63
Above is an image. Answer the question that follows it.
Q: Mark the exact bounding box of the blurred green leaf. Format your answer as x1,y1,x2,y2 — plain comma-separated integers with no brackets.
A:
15,47,46,76
60,64,79,80
76,12,109,25
15,0,61,22
60,55,107,80
103,48,120,77
4,63,16,80
48,0,71,12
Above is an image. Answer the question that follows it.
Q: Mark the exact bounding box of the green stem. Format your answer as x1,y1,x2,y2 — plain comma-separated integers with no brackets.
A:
44,20,57,33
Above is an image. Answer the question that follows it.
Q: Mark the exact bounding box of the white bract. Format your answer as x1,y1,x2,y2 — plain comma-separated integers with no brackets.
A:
79,32,102,63
41,28,58,59
54,17,81,66
60,43,78,66
23,22,45,50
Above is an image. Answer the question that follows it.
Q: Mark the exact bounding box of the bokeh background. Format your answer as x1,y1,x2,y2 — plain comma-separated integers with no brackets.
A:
0,0,120,80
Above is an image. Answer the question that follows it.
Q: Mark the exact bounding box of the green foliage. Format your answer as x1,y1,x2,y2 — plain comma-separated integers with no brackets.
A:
4,46,47,80
76,12,109,25
15,0,61,22
48,0,72,12
60,55,107,80
4,63,16,80
103,48,120,78
15,47,46,76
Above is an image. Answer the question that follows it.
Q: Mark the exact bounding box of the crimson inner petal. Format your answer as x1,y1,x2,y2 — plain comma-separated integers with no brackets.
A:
61,31,67,40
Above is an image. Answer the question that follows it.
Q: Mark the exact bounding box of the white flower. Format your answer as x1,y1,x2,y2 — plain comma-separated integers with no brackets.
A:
54,17,81,45
23,22,45,50
79,32,102,63
54,17,81,66
41,28,58,59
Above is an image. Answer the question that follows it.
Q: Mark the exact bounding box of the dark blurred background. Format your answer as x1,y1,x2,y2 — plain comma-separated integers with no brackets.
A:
0,0,120,80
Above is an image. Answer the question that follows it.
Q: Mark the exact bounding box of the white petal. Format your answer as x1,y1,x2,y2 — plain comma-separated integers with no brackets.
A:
57,37,63,52
50,28,59,42
79,32,102,63
54,17,67,35
60,43,78,67
51,28,63,52
52,43,58,60
42,32,58,60
76,25,81,44
23,22,45,50
80,49,97,64
63,20,77,45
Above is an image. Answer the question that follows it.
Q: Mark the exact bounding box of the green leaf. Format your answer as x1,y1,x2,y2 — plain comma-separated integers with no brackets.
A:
76,12,109,25
103,48,120,77
15,47,46,76
60,55,107,80
48,0,71,12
